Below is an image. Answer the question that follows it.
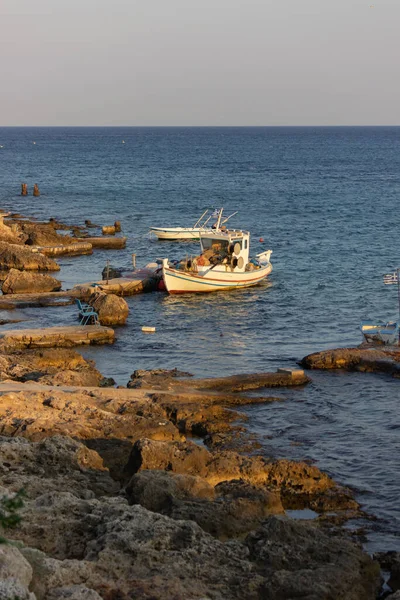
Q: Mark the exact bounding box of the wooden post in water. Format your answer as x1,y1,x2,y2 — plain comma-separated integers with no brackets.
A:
132,253,136,269
33,184,40,197
106,259,110,285
21,183,28,196
114,220,121,232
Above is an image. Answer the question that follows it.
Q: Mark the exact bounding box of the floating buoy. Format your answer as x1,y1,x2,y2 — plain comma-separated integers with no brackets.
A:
122,140,125,144
33,141,36,145
259,237,264,242
142,326,156,333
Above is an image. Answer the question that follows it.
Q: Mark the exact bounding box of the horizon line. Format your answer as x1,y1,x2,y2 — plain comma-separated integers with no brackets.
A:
1,124,400,128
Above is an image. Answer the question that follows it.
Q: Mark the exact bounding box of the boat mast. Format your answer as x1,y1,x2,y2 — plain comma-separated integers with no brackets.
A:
193,210,208,228
215,208,224,231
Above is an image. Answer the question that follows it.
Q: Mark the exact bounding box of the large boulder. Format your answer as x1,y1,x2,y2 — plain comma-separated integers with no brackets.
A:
0,242,60,271
2,269,62,294
88,291,129,326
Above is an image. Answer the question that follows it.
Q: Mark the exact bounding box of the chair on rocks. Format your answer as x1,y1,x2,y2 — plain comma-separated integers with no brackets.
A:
75,298,100,326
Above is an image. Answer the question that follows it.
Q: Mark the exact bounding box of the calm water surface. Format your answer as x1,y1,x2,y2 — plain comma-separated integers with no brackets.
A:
0,126,400,552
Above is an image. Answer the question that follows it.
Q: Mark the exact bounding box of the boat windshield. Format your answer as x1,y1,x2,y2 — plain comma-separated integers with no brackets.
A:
201,238,229,253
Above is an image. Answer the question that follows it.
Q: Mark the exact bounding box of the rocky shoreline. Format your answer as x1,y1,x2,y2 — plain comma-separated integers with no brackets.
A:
0,212,397,598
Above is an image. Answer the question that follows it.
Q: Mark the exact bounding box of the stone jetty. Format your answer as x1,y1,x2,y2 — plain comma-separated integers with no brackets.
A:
0,325,115,349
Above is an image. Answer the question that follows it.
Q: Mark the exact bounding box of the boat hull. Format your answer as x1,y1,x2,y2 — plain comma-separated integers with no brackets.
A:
162,263,272,294
360,321,399,345
150,227,210,240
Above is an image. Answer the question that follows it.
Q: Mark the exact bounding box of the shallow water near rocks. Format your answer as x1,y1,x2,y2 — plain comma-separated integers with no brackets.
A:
1,126,400,552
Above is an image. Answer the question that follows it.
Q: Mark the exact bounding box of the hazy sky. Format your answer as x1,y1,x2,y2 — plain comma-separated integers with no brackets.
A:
0,0,399,125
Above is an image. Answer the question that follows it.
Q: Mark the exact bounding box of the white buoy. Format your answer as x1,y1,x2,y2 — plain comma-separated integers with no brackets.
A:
142,326,156,333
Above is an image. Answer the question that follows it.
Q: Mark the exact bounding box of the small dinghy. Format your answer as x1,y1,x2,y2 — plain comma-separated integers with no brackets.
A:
360,320,399,345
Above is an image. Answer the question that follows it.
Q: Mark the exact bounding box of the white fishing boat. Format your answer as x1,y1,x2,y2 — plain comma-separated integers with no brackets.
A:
161,210,272,294
360,320,399,345
150,209,237,240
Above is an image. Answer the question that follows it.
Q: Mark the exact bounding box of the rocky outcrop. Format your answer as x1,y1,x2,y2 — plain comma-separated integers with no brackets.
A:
22,223,75,247
0,389,182,479
300,347,400,377
0,432,379,600
0,241,60,271
88,291,129,326
0,348,104,386
124,438,358,512
2,268,62,294
126,470,284,539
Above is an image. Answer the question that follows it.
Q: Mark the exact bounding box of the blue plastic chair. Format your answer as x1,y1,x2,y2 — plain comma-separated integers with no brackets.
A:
75,298,100,326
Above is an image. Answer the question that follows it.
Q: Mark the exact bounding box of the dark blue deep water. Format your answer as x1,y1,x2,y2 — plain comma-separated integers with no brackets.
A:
1,126,400,553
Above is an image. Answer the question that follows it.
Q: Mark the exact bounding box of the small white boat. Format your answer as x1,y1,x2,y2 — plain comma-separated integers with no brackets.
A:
162,210,272,294
360,320,399,345
150,209,237,241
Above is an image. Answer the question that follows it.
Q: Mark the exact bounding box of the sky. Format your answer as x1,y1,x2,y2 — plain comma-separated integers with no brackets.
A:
0,0,399,126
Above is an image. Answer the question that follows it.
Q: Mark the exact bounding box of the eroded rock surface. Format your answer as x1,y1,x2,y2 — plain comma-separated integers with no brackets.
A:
0,348,103,386
301,346,400,377
0,241,60,271
2,268,62,294
88,291,129,326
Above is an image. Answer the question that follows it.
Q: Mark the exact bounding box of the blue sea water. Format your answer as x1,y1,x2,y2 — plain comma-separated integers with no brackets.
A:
0,126,400,553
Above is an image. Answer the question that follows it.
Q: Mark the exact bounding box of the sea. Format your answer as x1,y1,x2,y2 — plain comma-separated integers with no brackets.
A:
0,126,400,554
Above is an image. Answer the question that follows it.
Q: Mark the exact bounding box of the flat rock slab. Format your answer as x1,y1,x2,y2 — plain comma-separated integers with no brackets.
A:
74,278,145,297
0,325,115,349
32,242,93,256
76,236,127,249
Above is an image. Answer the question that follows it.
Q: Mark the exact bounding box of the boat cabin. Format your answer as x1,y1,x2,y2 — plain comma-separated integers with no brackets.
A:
198,229,250,272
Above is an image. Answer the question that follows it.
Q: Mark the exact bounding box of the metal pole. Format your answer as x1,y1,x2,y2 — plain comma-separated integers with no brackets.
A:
132,253,136,269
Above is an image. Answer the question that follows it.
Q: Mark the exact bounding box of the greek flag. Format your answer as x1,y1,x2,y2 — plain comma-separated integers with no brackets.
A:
383,272,399,285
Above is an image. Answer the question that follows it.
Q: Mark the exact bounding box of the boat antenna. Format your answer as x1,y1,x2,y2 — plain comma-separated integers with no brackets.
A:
193,209,208,229
221,211,238,225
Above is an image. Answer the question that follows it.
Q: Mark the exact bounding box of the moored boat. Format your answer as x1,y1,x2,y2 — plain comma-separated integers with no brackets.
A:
360,320,399,345
161,211,272,294
150,209,237,241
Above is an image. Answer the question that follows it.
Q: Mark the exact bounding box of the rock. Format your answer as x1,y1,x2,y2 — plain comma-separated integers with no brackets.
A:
125,439,357,512
0,544,33,586
0,213,23,244
375,551,400,592
33,184,40,197
0,390,182,479
101,226,116,235
88,291,129,326
114,221,121,232
0,241,60,271
2,269,62,294
101,264,124,280
126,470,284,539
0,435,117,499
126,469,216,512
0,578,36,600
300,347,400,377
46,586,102,600
246,517,381,600
21,183,28,196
